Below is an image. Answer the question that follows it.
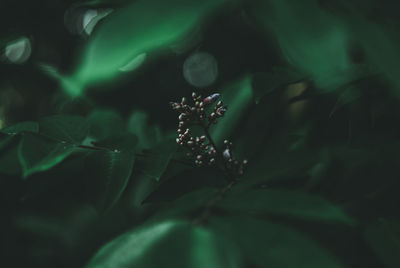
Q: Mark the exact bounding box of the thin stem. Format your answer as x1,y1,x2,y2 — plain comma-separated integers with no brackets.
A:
200,121,234,181
192,179,237,225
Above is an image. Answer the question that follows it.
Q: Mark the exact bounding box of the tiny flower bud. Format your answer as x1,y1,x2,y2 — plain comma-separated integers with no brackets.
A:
216,101,222,107
200,136,206,142
187,141,194,146
243,159,248,165
176,138,180,144
181,97,187,104
209,158,215,164
192,92,197,98
224,140,229,144
203,93,220,105
197,155,202,160
178,113,186,121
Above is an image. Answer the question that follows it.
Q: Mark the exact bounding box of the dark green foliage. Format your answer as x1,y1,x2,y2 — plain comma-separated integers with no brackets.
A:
1,0,400,267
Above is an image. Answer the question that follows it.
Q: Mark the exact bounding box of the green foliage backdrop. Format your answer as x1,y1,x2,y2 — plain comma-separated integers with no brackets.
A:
1,0,400,267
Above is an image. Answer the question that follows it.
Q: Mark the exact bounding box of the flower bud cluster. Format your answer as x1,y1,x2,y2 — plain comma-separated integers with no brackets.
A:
222,139,248,175
171,92,247,176
175,128,216,166
170,92,227,126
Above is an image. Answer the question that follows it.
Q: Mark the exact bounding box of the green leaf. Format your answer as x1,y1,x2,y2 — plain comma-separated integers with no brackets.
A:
138,139,178,182
86,220,242,268
85,148,136,213
210,75,254,145
87,109,124,140
149,188,217,221
18,132,76,178
1,121,39,134
218,189,354,225
59,0,230,96
252,67,304,103
210,216,345,268
86,220,187,268
143,167,225,204
364,218,400,268
0,135,22,175
189,226,242,268
0,121,39,153
127,110,163,150
39,115,88,144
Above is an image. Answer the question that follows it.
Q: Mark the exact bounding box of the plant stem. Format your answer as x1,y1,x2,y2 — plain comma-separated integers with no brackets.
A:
200,121,234,181
192,179,237,225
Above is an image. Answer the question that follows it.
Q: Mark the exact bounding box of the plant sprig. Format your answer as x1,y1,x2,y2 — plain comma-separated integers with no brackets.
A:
170,92,247,179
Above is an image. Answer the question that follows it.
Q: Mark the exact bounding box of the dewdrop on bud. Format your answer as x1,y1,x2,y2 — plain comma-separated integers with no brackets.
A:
216,106,227,116
223,149,231,160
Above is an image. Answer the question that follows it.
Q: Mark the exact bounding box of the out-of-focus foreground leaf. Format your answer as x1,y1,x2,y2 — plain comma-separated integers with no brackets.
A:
218,188,354,225
210,217,345,268
86,220,242,268
85,134,137,213
43,0,235,96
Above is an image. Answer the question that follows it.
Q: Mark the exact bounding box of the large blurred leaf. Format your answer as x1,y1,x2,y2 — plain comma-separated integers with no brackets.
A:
49,0,232,96
211,216,345,268
0,135,22,175
17,132,76,178
143,167,225,204
364,218,400,268
87,109,124,141
252,67,304,103
149,188,217,222
252,0,356,91
86,220,242,268
86,220,185,268
0,121,38,152
1,121,39,135
138,140,178,182
127,111,161,149
85,135,137,213
39,115,88,144
210,75,253,144
218,188,354,225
